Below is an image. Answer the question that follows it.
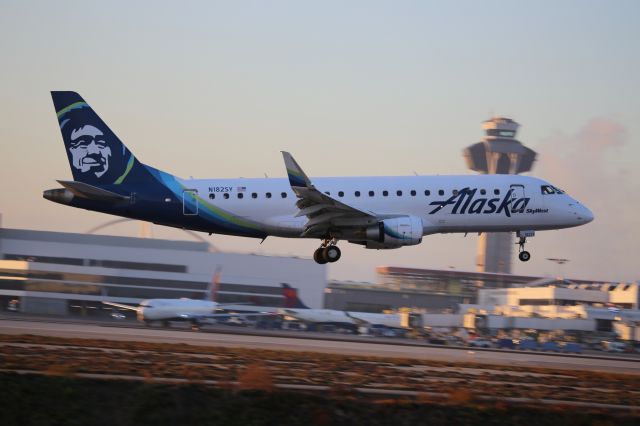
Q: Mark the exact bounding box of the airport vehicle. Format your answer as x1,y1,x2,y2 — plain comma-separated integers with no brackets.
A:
468,339,492,348
562,342,583,354
497,338,516,349
602,341,626,353
517,339,539,351
541,341,561,352
44,92,593,264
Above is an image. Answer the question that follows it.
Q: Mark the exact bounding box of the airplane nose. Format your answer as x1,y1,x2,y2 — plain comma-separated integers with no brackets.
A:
573,203,594,224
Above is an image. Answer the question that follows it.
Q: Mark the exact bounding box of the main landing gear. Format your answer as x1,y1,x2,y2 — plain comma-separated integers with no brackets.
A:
313,238,341,264
516,230,534,262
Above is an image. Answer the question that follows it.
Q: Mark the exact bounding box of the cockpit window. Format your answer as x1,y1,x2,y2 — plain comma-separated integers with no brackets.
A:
541,185,556,195
552,186,565,194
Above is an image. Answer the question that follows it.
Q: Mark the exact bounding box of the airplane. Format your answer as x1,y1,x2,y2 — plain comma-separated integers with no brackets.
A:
278,308,404,333
44,92,594,264
276,286,403,333
102,268,270,329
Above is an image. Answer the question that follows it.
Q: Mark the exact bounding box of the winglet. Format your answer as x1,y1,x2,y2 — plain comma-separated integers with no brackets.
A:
281,151,312,189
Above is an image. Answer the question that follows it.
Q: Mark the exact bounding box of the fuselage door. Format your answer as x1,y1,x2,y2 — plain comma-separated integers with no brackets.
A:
182,189,199,216
510,184,525,201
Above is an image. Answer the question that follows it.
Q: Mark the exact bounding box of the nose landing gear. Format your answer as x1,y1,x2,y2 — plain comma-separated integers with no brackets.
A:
313,238,341,264
516,230,534,262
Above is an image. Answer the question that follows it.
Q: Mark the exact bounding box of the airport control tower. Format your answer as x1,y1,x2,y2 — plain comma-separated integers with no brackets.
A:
463,117,537,274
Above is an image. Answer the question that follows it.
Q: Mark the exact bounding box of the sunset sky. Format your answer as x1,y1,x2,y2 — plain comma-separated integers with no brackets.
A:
1,1,638,283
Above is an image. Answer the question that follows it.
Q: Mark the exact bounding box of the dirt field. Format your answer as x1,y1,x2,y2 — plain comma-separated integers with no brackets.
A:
1,333,639,425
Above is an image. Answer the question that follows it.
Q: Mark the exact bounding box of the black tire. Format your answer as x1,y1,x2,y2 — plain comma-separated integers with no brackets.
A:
313,248,328,264
323,246,341,263
519,251,531,262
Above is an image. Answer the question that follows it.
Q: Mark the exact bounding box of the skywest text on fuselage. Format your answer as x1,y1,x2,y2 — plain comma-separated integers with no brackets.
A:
428,188,543,217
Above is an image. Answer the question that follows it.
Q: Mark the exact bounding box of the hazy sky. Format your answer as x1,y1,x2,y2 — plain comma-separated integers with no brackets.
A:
1,1,638,283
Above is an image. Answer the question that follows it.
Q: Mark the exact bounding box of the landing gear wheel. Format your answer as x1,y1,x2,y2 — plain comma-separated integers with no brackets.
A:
519,251,531,262
323,246,341,263
313,247,328,264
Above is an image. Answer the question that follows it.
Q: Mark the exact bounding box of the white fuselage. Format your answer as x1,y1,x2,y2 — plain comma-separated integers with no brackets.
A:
137,298,218,322
181,174,592,238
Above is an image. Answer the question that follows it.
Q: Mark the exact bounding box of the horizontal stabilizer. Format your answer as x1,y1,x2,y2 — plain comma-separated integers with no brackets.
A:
57,180,130,202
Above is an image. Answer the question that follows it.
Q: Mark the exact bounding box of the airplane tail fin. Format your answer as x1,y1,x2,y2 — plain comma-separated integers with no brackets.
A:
51,91,147,186
207,266,223,302
281,283,309,309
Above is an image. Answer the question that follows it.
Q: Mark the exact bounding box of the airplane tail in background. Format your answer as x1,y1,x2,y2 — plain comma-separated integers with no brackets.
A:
51,91,148,186
281,283,310,309
208,267,223,302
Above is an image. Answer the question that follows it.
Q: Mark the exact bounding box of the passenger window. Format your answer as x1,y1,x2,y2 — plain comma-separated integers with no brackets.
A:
369,191,375,197
251,193,257,199
453,190,458,196
223,193,230,199
494,189,500,195
281,192,287,198
324,191,330,195
237,193,243,199
541,185,556,195
355,191,361,197
396,190,402,196
209,194,215,199
382,190,388,197
438,190,444,196
266,192,272,199
424,190,430,196
480,189,486,195
338,191,344,197
410,190,416,196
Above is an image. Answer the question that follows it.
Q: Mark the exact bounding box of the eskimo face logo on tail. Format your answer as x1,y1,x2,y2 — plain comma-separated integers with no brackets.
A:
68,125,111,178
58,104,127,185
428,188,530,218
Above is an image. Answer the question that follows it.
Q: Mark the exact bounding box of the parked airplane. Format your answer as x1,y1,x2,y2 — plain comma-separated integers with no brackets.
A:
279,308,404,332
103,268,269,329
44,92,593,264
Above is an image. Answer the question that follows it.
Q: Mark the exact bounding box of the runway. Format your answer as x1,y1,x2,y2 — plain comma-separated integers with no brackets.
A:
1,317,639,374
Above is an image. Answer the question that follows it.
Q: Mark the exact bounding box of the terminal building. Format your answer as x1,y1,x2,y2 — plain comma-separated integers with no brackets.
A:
324,266,609,312
0,228,326,315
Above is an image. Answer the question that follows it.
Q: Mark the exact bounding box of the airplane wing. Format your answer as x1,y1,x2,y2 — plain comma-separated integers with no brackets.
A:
281,152,377,237
176,312,274,321
102,301,139,311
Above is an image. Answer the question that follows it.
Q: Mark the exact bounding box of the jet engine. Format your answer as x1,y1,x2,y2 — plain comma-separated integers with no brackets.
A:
360,216,423,249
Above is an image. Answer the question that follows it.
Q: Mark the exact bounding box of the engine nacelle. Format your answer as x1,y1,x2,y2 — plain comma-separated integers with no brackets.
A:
363,216,423,249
